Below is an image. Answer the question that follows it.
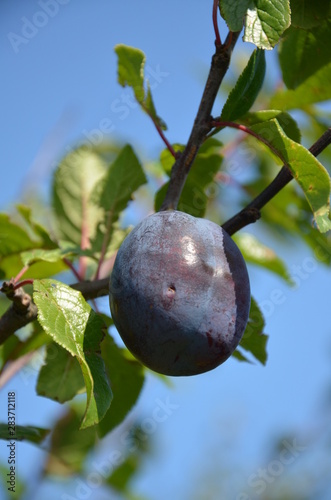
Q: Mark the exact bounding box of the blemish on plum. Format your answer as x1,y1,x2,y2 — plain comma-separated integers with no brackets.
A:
166,284,176,297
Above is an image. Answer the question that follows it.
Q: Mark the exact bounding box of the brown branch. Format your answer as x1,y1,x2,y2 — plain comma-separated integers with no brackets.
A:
222,128,331,235
160,30,241,211
0,278,110,345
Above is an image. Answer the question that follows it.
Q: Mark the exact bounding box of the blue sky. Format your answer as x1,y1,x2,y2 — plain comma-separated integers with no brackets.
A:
1,1,331,499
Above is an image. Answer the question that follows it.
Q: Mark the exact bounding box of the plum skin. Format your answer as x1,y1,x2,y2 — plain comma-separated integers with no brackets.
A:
109,210,250,376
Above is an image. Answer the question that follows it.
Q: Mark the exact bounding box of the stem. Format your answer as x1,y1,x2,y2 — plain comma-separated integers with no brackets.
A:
222,128,331,235
213,0,222,46
151,114,177,158
13,266,29,284
212,119,287,164
63,258,82,281
13,279,34,290
160,30,241,211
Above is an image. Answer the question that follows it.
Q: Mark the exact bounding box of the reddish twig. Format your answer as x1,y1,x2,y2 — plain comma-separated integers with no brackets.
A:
13,266,29,284
63,257,82,281
141,102,177,158
211,120,287,164
13,279,34,290
213,0,222,46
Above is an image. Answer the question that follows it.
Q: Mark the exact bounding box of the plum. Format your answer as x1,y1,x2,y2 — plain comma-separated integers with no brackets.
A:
109,210,250,376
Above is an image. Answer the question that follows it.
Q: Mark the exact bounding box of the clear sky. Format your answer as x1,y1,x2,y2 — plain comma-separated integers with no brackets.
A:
1,1,331,499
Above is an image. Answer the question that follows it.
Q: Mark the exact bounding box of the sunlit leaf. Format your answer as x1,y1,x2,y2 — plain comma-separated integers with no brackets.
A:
220,0,291,49
90,145,147,255
115,44,167,130
52,147,106,246
33,279,112,428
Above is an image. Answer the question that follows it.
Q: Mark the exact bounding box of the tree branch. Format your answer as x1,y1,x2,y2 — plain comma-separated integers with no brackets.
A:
160,30,241,211
0,278,110,345
222,128,331,235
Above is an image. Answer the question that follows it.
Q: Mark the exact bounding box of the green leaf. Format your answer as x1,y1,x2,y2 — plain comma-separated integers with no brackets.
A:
290,0,331,29
237,297,268,365
279,21,331,89
44,406,97,475
0,323,50,370
37,342,85,403
107,455,140,492
220,0,291,49
52,147,106,246
33,279,112,428
160,144,185,175
234,232,292,283
243,0,291,49
221,49,266,122
270,62,331,110
90,145,147,254
249,119,331,232
16,204,56,248
0,214,36,258
155,139,223,217
115,44,167,130
242,110,301,142
115,44,145,102
219,0,249,31
21,246,95,267
98,335,145,438
232,350,252,363
243,174,331,263
0,424,49,444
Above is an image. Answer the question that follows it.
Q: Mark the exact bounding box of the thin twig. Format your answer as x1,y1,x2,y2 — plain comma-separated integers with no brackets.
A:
141,102,177,158
212,0,222,46
13,266,29,284
63,257,82,281
222,128,331,235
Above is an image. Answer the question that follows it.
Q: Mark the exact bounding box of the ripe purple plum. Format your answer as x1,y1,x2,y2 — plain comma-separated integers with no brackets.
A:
109,210,250,376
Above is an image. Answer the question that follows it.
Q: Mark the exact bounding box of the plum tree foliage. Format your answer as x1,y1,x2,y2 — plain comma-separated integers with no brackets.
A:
1,0,331,494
